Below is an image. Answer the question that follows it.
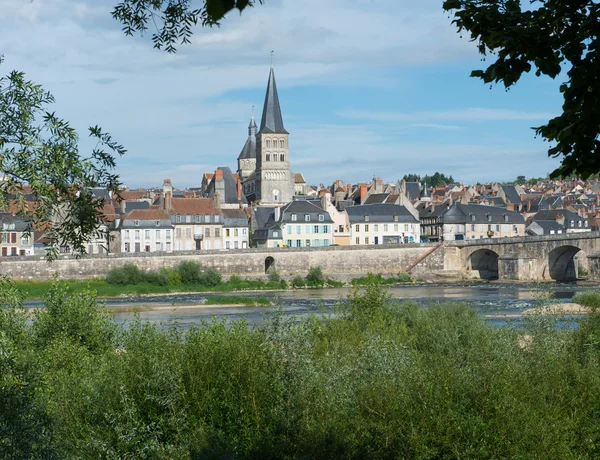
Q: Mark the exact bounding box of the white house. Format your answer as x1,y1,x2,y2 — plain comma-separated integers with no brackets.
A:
120,209,174,253
222,208,250,250
346,203,421,245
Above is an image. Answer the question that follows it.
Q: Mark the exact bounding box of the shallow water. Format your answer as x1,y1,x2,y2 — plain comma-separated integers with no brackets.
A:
25,282,594,329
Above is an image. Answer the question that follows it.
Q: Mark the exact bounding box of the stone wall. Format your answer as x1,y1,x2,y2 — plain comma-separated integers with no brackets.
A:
2,244,439,281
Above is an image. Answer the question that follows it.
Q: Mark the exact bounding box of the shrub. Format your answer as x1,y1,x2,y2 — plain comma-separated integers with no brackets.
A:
306,266,325,287
199,268,222,287
106,264,143,285
326,278,344,288
160,267,181,286
177,261,202,284
268,268,281,283
228,275,242,286
573,291,600,310
396,272,413,283
292,276,306,288
143,270,169,286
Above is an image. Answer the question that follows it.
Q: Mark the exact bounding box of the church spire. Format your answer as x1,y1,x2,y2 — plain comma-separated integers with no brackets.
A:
259,67,288,134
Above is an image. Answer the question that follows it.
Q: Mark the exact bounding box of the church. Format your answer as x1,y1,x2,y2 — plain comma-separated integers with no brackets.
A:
237,67,296,206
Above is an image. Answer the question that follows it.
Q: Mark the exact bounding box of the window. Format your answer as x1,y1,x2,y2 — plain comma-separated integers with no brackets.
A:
266,153,271,161
487,214,492,222
186,228,191,238
280,153,285,162
305,215,310,222
145,230,150,239
471,214,476,222
585,221,589,228
176,228,181,238
394,224,398,232
384,224,388,231
571,220,575,227
313,239,320,247
355,237,360,244
186,215,191,223
578,220,582,227
504,215,509,222
243,229,247,235
123,230,129,239
156,229,160,239
338,225,344,232
280,139,285,148
374,224,379,232
471,224,475,231
273,231,279,238
266,139,271,148
404,224,409,232
287,226,292,235
355,224,360,232
156,220,160,226
124,242,130,252
513,225,518,233
291,214,297,222
314,225,319,233
134,220,140,226
205,228,210,237
176,215,181,223
365,237,369,244
166,241,171,251
296,240,301,247
550,230,555,235
296,225,301,234
195,215,200,223
496,224,500,232
324,239,330,246
287,239,292,247
488,224,492,231
234,241,239,249
306,239,310,247
319,214,324,222
323,225,329,233
226,241,230,249
166,230,171,239
215,228,220,237
156,242,161,251
365,216,370,222
305,225,311,233
394,216,399,222
365,224,369,232
135,230,140,240
272,154,278,161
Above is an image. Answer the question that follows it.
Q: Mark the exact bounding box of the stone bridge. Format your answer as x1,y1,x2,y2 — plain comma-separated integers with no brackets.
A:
442,232,600,281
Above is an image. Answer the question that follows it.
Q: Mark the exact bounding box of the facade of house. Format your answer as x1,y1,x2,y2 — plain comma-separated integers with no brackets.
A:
120,209,174,253
222,208,250,249
253,200,334,248
442,203,525,240
526,220,565,236
0,213,34,256
346,203,421,245
532,210,590,233
170,197,224,250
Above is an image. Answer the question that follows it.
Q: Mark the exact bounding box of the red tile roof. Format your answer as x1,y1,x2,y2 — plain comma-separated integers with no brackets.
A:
124,209,171,221
171,198,222,216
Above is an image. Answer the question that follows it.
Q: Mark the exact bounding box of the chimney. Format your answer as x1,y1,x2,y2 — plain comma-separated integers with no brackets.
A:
237,177,242,200
119,199,126,213
274,206,281,221
375,177,383,193
213,192,221,209
163,178,173,211
360,184,368,204
215,169,223,180
320,195,327,211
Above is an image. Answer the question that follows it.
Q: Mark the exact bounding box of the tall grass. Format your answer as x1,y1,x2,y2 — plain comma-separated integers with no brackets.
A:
4,280,600,458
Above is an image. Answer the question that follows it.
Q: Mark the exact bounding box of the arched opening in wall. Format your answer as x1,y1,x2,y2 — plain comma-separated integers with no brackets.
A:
265,256,275,274
469,249,500,280
547,245,586,281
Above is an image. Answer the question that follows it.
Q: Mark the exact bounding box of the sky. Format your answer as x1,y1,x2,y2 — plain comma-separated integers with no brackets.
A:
1,0,565,188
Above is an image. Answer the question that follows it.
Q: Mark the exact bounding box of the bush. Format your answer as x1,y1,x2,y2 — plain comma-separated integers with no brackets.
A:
199,268,222,287
160,267,181,286
177,261,203,284
106,263,143,285
268,268,281,283
396,272,413,283
306,266,325,287
326,278,344,288
143,270,169,286
573,291,600,310
292,276,306,288
228,275,242,286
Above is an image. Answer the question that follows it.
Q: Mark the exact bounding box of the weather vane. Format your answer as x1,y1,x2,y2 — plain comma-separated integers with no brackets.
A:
270,50,274,67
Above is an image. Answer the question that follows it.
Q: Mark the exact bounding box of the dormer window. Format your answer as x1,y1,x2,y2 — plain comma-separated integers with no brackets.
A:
487,214,492,222
305,215,310,222
394,215,398,222
319,214,324,222
365,215,370,222
504,215,509,222
471,214,476,222
571,220,575,227
176,215,181,223
585,221,589,228
578,220,582,227
155,220,160,227
291,214,297,222
134,220,139,226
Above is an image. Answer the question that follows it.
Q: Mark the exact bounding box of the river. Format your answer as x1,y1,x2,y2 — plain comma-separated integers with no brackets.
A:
24,282,597,329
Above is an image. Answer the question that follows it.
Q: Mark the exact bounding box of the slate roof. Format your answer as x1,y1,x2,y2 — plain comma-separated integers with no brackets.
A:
277,200,334,224
238,119,257,160
531,220,565,232
501,185,522,204
0,212,30,232
363,193,389,205
259,68,288,134
121,209,173,229
120,190,149,201
222,208,249,228
253,207,276,230
533,209,588,226
405,182,421,201
206,167,248,205
443,203,524,224
346,204,419,223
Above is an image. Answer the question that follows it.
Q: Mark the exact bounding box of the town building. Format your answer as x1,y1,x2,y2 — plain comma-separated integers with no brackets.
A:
222,208,250,249
120,209,173,253
346,203,421,245
442,203,525,240
170,197,223,250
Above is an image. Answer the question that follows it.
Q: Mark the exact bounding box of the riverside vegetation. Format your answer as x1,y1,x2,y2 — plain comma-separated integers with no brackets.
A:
13,261,414,299
4,281,600,458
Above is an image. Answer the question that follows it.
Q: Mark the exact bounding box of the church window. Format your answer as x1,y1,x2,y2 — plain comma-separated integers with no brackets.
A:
266,139,271,148
266,153,271,161
272,154,278,161
280,153,285,162
273,189,280,201
280,139,285,148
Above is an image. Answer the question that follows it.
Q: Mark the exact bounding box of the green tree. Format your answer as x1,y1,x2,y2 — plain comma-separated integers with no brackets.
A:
0,57,124,259
443,1,600,178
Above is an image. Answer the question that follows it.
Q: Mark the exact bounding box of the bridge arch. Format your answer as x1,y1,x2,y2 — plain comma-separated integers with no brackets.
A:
468,248,500,280
546,245,587,281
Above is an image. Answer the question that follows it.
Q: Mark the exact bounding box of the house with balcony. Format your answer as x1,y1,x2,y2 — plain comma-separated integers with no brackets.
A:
346,203,420,245
120,209,173,253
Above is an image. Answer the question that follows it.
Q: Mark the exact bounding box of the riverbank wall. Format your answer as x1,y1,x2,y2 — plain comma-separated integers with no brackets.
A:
0,244,446,281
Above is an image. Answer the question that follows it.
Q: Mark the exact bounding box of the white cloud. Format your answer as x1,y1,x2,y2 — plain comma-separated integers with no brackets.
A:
337,108,556,123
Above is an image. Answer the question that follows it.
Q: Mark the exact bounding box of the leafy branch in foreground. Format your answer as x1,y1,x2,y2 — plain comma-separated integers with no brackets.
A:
0,56,125,260
443,1,600,179
112,0,263,53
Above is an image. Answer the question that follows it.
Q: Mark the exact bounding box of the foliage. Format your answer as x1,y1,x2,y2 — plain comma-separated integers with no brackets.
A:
352,272,413,286
160,267,181,285
443,1,600,178
267,267,281,283
578,265,589,278
177,260,203,284
326,278,344,288
573,290,600,311
0,57,124,260
403,171,455,187
7,282,600,457
106,263,143,285
291,276,306,288
112,0,263,53
143,269,170,286
199,268,222,287
306,266,325,287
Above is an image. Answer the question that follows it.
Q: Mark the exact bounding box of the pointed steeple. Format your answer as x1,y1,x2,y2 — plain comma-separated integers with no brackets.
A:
259,68,288,134
248,115,257,137
422,181,429,198
238,115,257,160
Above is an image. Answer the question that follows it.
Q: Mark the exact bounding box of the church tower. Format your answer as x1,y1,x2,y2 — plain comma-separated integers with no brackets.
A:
255,67,294,205
237,116,257,181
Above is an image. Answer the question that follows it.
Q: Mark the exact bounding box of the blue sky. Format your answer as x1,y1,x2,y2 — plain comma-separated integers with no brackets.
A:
1,0,564,188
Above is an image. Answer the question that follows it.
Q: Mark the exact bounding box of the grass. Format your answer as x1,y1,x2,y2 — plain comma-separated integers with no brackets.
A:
13,279,287,300
204,296,271,306
572,290,600,309
351,272,413,286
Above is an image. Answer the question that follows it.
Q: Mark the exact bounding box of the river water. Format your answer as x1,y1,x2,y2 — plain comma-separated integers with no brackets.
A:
24,282,595,329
